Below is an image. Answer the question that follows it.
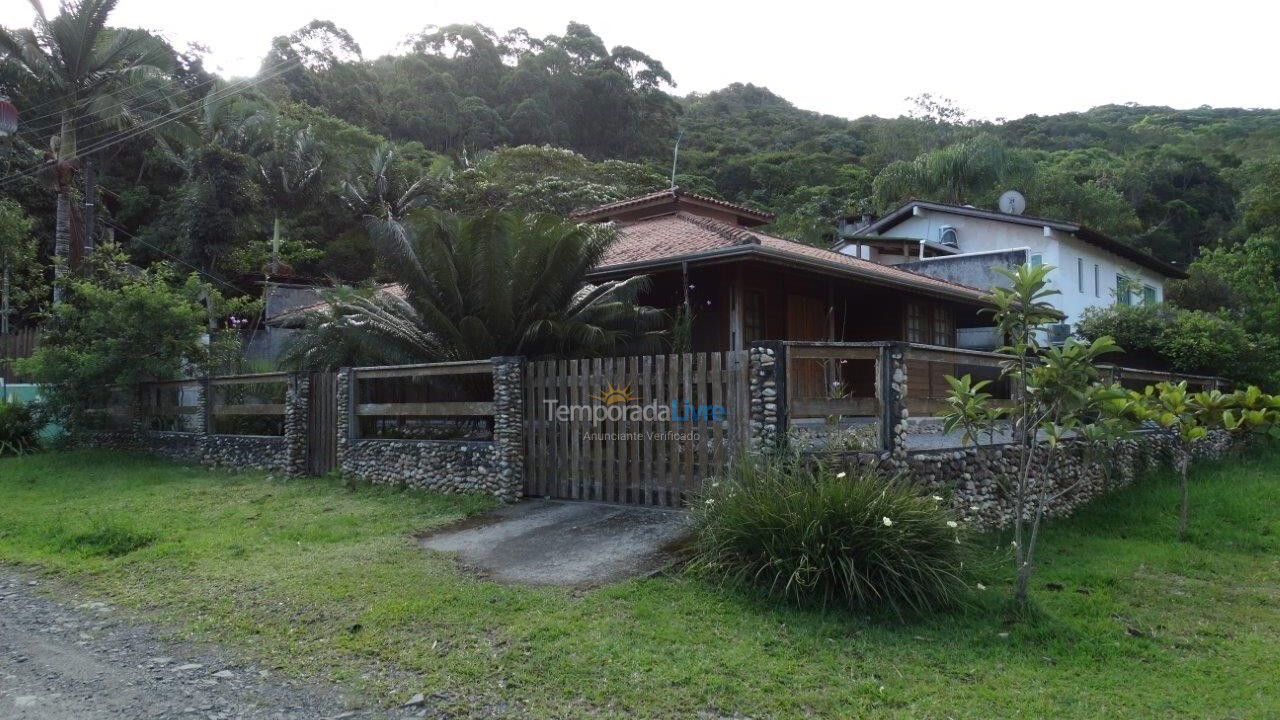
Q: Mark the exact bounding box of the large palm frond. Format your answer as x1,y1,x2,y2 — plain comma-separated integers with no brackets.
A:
283,209,666,369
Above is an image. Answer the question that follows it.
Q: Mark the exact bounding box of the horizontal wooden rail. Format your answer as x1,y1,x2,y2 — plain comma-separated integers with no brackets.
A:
355,401,494,417
211,403,286,416
209,373,288,386
787,346,878,361
351,360,492,379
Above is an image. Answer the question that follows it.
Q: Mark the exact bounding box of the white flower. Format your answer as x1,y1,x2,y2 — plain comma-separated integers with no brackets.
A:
836,471,847,479
976,583,987,591
946,520,958,528
970,506,980,512
932,495,944,502
705,498,714,506
882,516,893,527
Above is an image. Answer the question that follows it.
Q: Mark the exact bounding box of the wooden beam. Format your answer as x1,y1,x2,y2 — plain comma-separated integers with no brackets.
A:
352,363,493,380
354,401,494,417
787,346,878,361
210,403,285,416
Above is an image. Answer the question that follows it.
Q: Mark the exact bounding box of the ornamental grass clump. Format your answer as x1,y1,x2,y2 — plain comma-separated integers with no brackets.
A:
687,454,975,617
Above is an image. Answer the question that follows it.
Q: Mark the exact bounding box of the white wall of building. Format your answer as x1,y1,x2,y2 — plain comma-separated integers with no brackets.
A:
871,210,1166,326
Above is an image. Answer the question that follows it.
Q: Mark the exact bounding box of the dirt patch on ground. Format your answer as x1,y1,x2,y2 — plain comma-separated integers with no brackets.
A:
0,569,404,720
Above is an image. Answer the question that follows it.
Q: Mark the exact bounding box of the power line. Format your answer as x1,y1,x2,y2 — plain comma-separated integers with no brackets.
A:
0,60,299,190
15,56,291,148
100,219,244,297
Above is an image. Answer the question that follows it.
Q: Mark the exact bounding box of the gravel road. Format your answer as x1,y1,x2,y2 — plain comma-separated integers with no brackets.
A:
0,570,427,720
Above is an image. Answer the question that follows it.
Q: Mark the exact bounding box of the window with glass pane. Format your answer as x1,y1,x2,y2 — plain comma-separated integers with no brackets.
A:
1116,275,1131,306
932,307,954,346
906,302,925,343
1143,285,1157,305
1077,258,1084,293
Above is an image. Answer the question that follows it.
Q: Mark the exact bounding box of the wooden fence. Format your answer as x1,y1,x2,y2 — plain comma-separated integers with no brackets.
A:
349,360,495,441
0,328,37,383
523,351,749,507
209,372,289,436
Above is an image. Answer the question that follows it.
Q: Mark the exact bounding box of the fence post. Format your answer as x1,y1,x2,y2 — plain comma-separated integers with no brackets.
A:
283,371,310,477
490,356,525,502
878,343,909,459
334,368,352,473
748,341,787,453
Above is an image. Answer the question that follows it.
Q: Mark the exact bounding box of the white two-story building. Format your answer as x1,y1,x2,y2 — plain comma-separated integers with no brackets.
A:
833,199,1186,339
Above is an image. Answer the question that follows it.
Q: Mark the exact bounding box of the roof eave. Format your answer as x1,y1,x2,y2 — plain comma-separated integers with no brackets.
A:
588,246,988,305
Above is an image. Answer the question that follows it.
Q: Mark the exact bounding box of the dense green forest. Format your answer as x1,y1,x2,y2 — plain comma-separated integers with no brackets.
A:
3,12,1280,383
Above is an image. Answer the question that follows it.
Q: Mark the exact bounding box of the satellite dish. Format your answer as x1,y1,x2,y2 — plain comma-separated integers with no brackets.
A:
998,190,1026,215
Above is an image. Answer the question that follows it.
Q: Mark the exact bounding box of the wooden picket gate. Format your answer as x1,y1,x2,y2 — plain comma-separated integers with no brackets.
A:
524,351,750,507
307,371,339,475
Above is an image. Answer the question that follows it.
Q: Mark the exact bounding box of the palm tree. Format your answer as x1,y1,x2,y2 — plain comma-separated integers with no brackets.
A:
0,0,172,302
281,208,665,369
255,123,323,274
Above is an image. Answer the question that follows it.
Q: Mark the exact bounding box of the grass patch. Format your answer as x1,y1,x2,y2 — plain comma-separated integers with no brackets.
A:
60,518,157,557
1,448,1279,717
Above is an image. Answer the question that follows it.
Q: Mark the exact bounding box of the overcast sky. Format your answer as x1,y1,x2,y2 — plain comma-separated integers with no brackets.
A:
4,0,1277,121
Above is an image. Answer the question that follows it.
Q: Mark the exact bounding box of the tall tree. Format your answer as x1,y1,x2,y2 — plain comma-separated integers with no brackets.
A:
0,0,172,302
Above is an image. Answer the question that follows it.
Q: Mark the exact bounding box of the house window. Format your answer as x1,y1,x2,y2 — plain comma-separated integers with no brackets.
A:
932,308,954,347
1077,258,1085,293
1030,253,1043,267
1116,275,1132,306
1094,264,1100,297
1143,285,1158,305
744,291,765,342
905,302,926,343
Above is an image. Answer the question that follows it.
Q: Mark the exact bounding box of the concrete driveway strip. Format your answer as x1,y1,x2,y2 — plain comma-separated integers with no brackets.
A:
419,500,691,586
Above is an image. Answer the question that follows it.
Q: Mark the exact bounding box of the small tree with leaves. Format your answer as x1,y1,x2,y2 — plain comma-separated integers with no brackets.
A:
1133,383,1280,540
942,264,1121,607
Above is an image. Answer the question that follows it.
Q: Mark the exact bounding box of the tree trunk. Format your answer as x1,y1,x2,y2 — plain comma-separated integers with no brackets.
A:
83,154,97,254
53,186,71,305
1178,453,1190,541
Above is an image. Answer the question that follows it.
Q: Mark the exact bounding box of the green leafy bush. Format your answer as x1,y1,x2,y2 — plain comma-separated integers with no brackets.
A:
1077,304,1276,389
0,401,40,456
687,455,975,616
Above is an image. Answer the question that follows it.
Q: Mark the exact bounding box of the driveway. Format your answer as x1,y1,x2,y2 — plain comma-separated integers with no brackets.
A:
418,500,690,586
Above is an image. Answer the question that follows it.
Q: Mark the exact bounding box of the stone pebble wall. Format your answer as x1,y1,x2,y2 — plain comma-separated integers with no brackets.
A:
748,343,783,452
334,362,523,502
81,430,292,474
830,428,1238,529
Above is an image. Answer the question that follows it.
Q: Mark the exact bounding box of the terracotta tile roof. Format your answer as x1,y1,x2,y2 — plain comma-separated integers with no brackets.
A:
594,213,988,302
570,188,775,225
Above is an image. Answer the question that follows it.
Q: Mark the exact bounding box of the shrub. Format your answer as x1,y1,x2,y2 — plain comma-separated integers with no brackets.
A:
0,400,40,456
687,455,974,616
1077,303,1275,389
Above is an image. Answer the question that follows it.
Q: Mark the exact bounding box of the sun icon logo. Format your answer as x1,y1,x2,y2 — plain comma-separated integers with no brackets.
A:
591,382,639,405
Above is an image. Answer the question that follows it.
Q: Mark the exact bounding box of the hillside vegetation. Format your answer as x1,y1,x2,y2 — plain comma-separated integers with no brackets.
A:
3,17,1279,385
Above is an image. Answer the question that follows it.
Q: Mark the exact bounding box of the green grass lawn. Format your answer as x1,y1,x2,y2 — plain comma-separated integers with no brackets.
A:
1,449,1278,718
